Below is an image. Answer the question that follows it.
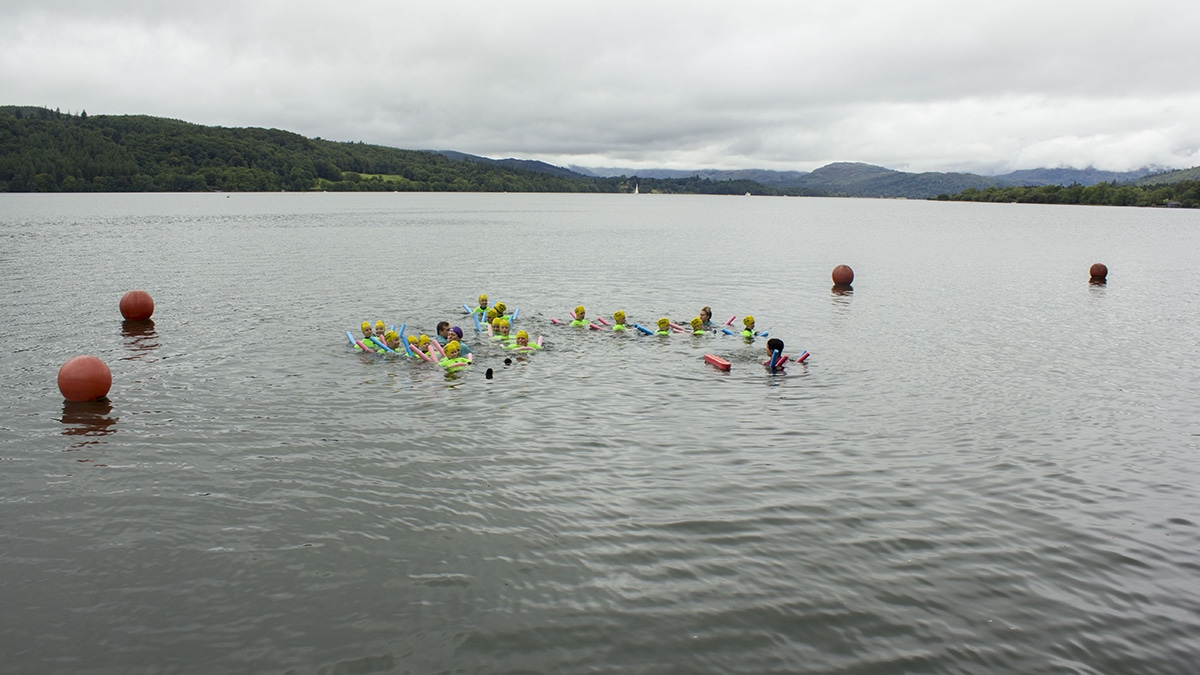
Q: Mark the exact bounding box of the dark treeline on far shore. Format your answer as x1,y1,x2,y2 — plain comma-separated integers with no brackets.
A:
2,105,1196,207
0,106,816,197
939,182,1200,208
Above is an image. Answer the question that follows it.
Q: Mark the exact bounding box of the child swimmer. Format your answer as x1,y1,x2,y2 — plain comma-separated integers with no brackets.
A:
570,306,588,327
612,310,628,331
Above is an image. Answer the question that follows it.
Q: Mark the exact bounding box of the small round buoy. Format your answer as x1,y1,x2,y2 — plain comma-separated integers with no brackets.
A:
1089,263,1108,281
119,290,155,321
832,265,854,287
57,355,112,402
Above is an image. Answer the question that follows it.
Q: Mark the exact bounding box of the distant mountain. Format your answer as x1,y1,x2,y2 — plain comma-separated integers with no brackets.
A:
993,167,1154,186
572,161,1164,199
572,166,811,185
1136,166,1200,186
435,150,591,179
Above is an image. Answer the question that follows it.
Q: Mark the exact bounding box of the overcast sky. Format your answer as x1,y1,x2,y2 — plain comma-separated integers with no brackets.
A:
3,1,1198,175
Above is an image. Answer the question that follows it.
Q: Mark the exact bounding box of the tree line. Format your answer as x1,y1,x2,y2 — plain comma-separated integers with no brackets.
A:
937,181,1199,208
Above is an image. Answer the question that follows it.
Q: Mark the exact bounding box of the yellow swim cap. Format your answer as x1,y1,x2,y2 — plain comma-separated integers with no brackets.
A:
516,330,528,339
418,334,430,346
657,317,670,329
384,330,398,341
491,317,501,327
374,320,386,331
743,315,755,327
407,335,418,344
479,294,488,302
495,302,506,314
498,319,510,328
361,321,371,332
445,340,460,352
575,305,585,316
486,308,499,321
613,310,625,322
690,317,703,330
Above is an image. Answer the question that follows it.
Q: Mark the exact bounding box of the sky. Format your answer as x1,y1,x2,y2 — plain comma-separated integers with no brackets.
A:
3,1,1199,175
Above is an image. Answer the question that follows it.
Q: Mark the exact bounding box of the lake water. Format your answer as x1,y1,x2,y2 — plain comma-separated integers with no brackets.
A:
1,192,1198,674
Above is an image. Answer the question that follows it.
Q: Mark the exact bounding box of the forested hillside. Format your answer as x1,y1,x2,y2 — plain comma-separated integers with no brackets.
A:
0,106,615,193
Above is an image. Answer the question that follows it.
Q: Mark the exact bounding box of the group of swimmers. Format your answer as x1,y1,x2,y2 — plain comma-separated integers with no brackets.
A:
350,294,802,372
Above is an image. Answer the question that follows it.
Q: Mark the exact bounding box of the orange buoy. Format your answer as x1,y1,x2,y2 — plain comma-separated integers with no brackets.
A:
1089,263,1108,281
57,355,112,402
832,265,854,286
119,290,155,321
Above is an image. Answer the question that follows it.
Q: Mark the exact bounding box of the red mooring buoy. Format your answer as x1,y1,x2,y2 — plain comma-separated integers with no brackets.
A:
119,290,155,321
1089,263,1108,281
57,355,112,402
832,265,855,286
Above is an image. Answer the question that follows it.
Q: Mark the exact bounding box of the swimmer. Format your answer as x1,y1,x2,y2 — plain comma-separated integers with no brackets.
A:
473,294,489,314
612,310,628,332
699,306,714,329
374,320,386,337
656,318,672,336
689,317,706,335
439,340,470,368
505,329,542,350
741,315,758,338
435,321,452,345
485,308,500,325
361,321,375,339
384,330,401,350
449,326,472,356
494,301,508,316
766,337,786,371
570,305,588,327
493,318,513,341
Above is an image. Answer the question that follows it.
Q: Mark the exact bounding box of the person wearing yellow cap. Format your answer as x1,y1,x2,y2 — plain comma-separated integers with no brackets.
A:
655,317,672,336
491,318,514,341
505,329,542,351
361,321,374,338
570,305,588,327
741,315,758,338
374,320,386,335
494,301,507,316
689,317,706,335
472,294,489,315
438,340,471,369
612,310,628,332
485,308,499,324
383,330,401,350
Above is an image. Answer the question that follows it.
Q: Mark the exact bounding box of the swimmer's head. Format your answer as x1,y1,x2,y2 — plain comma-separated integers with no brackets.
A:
657,317,670,330
743,315,755,328
515,330,529,346
479,294,488,305
767,338,784,355
690,316,703,331
497,319,511,335
700,306,712,322
374,321,386,334
575,305,585,318
613,310,625,324
450,326,463,339
445,340,461,358
418,334,430,347
495,302,507,314
486,308,499,321
361,321,372,336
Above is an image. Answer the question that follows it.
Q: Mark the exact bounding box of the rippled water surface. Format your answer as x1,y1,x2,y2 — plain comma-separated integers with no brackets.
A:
2,192,1199,673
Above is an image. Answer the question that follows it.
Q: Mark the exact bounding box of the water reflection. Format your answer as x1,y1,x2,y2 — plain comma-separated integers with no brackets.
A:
60,399,118,449
121,319,158,360
831,284,854,297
